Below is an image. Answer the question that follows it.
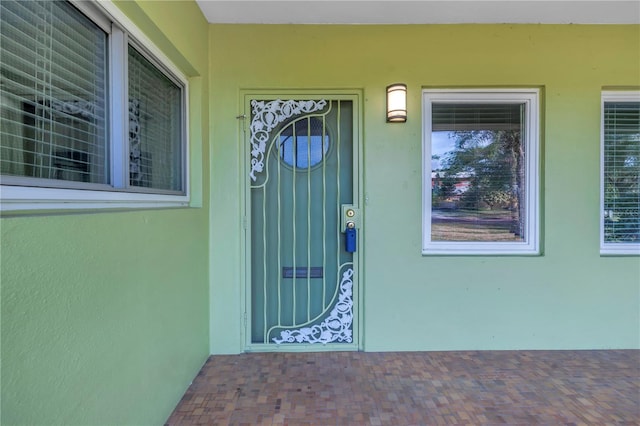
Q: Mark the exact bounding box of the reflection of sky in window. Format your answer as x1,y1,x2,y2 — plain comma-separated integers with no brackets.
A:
431,132,454,170
280,135,329,168
431,131,497,170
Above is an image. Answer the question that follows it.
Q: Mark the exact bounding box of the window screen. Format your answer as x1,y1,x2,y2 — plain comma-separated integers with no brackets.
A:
603,100,640,244
0,0,108,185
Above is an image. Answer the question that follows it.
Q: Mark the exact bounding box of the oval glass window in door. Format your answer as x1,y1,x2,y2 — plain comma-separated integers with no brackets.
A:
279,117,330,169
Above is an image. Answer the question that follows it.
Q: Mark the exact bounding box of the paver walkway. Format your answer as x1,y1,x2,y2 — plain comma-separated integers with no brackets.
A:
166,350,639,425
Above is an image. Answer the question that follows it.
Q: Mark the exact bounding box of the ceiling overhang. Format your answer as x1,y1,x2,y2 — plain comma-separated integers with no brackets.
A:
195,0,640,25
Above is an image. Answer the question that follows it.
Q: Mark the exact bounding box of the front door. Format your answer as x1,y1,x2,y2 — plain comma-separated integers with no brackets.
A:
245,94,360,349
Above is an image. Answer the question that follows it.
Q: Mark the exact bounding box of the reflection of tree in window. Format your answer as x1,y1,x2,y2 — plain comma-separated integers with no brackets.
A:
431,103,526,242
278,117,329,169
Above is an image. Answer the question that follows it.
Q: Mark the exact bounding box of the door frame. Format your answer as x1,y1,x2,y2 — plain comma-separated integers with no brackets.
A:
239,89,364,352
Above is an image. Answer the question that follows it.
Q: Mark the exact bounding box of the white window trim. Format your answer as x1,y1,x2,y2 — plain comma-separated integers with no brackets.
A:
0,0,190,213
600,90,640,255
422,88,540,255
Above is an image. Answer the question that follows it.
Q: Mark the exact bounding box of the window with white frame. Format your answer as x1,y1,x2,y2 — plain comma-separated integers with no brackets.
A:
422,89,540,255
0,0,188,211
601,91,640,255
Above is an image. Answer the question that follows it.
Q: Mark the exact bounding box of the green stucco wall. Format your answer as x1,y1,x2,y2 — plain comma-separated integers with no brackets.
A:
209,24,640,353
1,2,210,425
2,4,639,424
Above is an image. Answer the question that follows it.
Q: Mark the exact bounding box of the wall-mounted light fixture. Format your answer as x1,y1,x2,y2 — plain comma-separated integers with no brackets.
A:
386,83,407,123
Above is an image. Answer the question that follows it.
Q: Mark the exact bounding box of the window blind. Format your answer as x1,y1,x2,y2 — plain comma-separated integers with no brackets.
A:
128,45,182,192
603,101,640,243
432,104,522,131
0,0,108,185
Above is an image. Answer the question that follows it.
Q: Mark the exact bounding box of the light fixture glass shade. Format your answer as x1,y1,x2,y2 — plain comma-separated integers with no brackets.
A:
386,83,407,122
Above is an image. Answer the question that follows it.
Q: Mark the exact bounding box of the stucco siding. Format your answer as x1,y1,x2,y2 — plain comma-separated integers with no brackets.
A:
1,1,210,425
208,23,640,353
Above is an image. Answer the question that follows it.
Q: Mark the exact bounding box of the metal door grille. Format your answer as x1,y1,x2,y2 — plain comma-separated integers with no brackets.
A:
249,99,354,345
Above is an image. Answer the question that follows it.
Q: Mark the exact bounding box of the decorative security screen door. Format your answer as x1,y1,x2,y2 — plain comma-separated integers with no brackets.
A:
246,96,359,349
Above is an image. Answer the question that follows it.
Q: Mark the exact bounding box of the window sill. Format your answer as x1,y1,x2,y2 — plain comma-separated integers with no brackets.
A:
423,242,540,256
600,244,640,256
0,185,190,213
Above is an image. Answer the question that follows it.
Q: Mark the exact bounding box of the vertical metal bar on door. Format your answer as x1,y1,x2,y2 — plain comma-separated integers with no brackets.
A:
277,131,282,328
306,118,311,322
322,113,327,309
262,165,267,342
336,102,341,279
292,124,297,326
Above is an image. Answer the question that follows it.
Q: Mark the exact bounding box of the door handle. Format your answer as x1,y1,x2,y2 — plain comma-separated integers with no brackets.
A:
345,222,357,252
342,205,360,253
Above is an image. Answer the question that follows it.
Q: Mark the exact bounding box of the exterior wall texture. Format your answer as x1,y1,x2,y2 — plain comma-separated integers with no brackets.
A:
1,1,210,425
209,24,640,353
2,4,639,425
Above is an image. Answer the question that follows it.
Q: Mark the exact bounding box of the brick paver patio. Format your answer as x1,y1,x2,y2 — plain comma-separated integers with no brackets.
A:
166,350,639,425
